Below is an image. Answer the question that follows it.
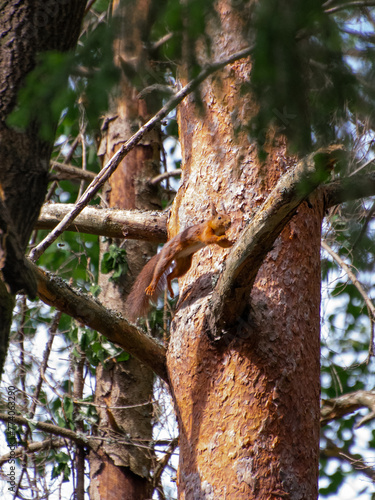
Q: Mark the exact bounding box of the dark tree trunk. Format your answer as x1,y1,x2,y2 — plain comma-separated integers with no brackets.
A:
0,0,87,372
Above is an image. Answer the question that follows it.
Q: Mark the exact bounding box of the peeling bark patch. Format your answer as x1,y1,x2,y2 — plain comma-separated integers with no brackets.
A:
236,457,256,489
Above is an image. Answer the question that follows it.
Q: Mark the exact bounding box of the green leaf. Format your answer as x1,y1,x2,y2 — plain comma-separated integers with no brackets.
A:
116,351,130,363
100,244,128,281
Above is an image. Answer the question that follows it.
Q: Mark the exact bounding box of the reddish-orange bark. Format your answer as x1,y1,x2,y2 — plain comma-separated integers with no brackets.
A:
167,2,322,498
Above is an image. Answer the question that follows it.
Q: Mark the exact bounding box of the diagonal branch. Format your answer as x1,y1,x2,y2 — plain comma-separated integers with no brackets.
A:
325,1,375,14
36,204,168,242
26,260,168,382
205,145,345,338
29,45,254,262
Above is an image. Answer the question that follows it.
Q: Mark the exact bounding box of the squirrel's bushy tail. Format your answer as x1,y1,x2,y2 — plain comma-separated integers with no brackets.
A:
125,253,167,322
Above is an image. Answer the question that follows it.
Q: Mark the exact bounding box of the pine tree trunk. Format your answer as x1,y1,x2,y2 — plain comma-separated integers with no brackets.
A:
88,2,162,497
167,2,322,498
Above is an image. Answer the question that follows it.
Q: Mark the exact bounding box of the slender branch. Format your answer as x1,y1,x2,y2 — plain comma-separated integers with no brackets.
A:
26,259,169,382
84,0,97,15
35,204,168,242
321,390,375,426
152,437,179,492
0,413,89,446
30,311,61,416
0,437,65,465
205,145,345,338
50,160,96,182
321,241,375,359
321,439,375,481
150,32,174,52
325,1,375,13
73,349,85,500
29,45,254,262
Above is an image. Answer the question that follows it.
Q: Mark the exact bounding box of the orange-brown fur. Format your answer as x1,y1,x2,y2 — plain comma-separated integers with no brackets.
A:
125,210,233,322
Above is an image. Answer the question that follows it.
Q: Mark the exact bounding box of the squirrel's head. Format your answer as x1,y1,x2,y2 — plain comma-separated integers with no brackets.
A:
212,212,231,235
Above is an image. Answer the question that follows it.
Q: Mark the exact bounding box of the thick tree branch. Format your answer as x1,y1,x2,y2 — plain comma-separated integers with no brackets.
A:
26,260,168,382
36,204,168,242
29,45,254,262
35,172,375,241
205,145,345,338
323,171,375,208
321,390,375,427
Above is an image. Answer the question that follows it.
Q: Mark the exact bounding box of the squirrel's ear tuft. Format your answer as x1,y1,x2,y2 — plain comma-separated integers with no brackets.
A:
210,202,217,216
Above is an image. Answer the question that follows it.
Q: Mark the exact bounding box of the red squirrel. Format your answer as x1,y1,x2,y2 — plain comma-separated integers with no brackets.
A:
126,207,233,321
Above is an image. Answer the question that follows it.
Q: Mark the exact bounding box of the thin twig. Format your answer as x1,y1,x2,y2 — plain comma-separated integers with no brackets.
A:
325,1,375,13
30,311,61,416
322,438,375,481
321,241,375,360
152,437,179,492
150,169,182,185
29,44,254,262
0,413,89,446
50,161,96,182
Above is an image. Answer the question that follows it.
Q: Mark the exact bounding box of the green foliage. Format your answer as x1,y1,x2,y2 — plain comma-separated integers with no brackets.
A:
37,231,99,286
101,244,128,282
250,0,375,154
69,322,130,369
51,451,71,482
7,51,76,141
149,0,216,78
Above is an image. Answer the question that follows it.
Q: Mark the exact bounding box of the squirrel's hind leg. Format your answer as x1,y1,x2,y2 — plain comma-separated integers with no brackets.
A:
166,255,194,297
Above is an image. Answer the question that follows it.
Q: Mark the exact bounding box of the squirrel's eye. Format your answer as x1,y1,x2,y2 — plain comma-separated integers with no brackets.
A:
218,216,221,220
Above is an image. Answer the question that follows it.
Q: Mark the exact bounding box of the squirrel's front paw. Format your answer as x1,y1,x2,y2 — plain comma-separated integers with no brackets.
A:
145,285,155,296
